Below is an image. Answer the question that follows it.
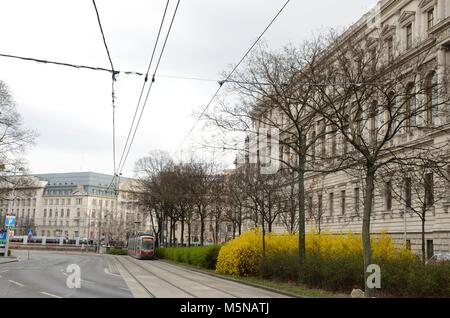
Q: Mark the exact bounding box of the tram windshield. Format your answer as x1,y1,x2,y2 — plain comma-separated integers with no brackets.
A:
142,238,154,250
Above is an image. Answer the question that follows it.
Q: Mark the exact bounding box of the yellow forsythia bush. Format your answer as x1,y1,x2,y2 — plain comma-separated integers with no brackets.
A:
215,228,413,276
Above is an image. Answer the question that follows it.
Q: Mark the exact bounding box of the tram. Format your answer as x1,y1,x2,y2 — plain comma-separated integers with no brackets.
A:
127,234,155,260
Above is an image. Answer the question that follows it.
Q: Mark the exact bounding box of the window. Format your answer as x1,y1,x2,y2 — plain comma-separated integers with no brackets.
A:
329,192,334,216
406,23,412,49
76,198,82,205
61,199,65,205
388,92,398,135
425,173,434,208
55,210,58,218
405,177,412,208
92,210,96,218
67,198,71,205
354,187,360,214
77,208,80,217
386,36,394,62
427,8,434,30
385,181,392,210
310,131,316,164
341,190,346,215
426,71,439,125
406,83,416,129
44,209,47,217
318,120,326,158
66,209,70,217
427,240,434,260
49,209,52,217
331,130,337,157
370,47,377,72
371,101,381,143
308,196,313,218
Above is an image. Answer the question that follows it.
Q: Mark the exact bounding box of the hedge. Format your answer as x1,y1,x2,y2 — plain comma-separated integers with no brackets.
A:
156,245,222,270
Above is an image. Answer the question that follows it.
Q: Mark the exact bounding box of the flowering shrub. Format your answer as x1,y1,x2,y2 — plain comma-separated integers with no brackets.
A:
215,228,450,297
216,228,411,277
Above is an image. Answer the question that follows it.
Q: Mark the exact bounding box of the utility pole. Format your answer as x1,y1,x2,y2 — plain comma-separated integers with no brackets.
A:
97,199,103,253
4,168,22,257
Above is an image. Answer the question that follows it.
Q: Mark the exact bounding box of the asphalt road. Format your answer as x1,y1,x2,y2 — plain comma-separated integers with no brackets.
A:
0,250,132,298
0,250,289,298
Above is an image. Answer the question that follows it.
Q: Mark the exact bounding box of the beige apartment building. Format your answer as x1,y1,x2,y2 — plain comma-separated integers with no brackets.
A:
237,0,450,256
0,172,152,244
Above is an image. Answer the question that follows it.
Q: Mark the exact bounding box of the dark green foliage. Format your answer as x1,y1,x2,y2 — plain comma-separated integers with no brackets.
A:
257,251,450,297
107,247,127,255
156,245,222,270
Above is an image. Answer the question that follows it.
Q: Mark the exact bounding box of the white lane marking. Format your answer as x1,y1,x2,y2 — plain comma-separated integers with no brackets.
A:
104,268,120,276
40,291,63,298
9,280,24,287
0,270,9,273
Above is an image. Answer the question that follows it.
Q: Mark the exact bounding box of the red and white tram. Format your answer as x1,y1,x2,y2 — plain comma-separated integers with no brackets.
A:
127,234,155,260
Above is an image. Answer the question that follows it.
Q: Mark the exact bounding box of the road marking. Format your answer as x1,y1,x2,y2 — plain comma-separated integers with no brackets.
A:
9,280,24,287
104,267,120,276
40,291,63,298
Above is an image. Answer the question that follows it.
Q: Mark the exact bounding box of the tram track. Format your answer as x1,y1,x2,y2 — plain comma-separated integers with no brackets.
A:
113,256,156,298
134,258,240,298
122,256,198,298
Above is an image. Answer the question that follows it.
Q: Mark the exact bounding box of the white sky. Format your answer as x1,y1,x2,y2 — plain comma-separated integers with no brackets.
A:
0,0,377,177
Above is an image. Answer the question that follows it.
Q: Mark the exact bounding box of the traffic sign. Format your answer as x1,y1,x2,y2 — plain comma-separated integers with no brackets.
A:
5,215,15,227
0,231,6,240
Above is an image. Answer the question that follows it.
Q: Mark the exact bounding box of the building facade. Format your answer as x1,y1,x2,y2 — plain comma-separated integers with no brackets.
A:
0,172,152,244
240,0,450,256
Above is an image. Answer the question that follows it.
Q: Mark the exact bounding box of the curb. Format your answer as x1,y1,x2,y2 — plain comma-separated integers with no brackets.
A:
0,257,18,264
158,259,304,298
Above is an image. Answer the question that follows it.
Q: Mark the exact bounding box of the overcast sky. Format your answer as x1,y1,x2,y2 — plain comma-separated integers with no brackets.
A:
0,0,377,178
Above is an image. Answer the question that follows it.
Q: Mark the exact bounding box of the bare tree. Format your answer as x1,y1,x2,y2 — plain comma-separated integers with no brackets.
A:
0,81,37,203
384,150,449,263
301,30,449,296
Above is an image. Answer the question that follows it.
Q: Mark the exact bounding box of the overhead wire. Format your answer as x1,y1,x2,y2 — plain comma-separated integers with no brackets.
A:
173,0,291,156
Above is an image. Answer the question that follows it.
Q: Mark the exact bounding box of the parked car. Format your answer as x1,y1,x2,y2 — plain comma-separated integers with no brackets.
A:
426,253,450,265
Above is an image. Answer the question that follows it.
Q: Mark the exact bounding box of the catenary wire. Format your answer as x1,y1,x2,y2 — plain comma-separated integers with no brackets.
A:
173,0,291,156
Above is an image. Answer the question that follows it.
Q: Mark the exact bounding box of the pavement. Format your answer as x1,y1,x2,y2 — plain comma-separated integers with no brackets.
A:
0,250,290,298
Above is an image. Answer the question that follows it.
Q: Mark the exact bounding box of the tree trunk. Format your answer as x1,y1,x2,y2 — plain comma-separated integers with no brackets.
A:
169,218,173,247
298,156,306,265
200,210,205,246
261,214,266,258
421,214,426,264
188,219,191,247
181,217,185,247
363,166,375,297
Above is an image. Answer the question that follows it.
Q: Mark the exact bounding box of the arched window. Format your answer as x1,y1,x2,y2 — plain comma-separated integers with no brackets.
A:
371,100,380,143
388,91,398,135
406,83,416,129
426,71,439,125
